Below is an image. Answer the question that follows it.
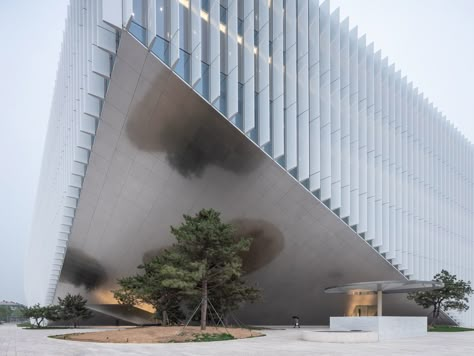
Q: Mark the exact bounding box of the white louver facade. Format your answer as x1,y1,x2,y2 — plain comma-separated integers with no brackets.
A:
28,0,474,327
25,1,119,306
105,0,474,326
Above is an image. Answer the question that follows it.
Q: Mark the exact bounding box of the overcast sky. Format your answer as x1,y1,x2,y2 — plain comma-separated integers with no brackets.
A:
0,0,473,304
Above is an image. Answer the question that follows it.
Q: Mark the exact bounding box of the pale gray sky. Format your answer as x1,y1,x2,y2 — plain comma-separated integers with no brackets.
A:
0,0,473,304
0,0,68,303
331,0,474,143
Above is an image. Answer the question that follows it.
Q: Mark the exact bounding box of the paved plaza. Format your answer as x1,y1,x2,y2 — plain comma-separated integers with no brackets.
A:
1,323,474,355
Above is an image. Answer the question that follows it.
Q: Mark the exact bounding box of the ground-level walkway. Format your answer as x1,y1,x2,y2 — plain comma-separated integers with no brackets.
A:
1,323,474,355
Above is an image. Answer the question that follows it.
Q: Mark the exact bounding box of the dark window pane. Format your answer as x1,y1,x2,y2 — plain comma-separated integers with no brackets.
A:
175,49,191,83
219,72,227,114
151,36,170,65
196,62,210,100
129,21,146,44
133,0,146,26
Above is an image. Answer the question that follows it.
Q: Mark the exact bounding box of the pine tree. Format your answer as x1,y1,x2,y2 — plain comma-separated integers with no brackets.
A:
113,247,198,325
407,270,473,326
169,208,261,330
113,208,261,330
57,293,93,328
22,304,47,328
22,304,61,327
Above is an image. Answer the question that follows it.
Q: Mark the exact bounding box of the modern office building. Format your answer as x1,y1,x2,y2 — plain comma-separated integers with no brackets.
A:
26,0,474,326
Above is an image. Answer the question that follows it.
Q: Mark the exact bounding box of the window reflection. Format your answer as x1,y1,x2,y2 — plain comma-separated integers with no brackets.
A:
219,72,227,114
196,62,210,100
129,21,146,44
156,0,170,40
151,35,170,65
132,0,146,26
175,49,191,83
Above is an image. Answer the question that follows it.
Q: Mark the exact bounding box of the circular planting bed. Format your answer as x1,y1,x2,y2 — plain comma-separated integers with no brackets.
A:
51,326,263,343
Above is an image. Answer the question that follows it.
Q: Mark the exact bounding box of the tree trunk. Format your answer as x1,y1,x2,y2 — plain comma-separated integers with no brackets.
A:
430,306,436,326
201,278,208,330
435,306,441,325
162,310,168,326
431,304,440,327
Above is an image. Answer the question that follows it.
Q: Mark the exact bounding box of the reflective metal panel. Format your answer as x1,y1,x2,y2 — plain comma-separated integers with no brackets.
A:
56,33,432,324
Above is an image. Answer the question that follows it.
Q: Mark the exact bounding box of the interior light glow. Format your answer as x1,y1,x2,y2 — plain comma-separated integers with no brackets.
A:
200,9,209,21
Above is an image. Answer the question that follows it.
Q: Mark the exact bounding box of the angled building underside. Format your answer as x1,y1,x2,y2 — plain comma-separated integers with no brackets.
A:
26,0,474,326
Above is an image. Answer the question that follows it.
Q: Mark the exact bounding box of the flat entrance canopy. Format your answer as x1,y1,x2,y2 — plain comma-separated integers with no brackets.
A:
325,280,444,316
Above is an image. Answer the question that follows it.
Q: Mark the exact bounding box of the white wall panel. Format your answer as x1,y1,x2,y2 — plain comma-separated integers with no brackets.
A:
97,26,117,54
209,0,220,104
394,70,402,265
147,0,156,47
357,35,367,234
319,0,331,202
381,57,390,254
102,0,122,28
297,0,309,114
340,17,350,218
242,0,255,133
271,0,284,160
330,9,341,211
286,102,298,171
366,43,375,241
123,0,134,26
401,76,409,270
309,0,320,193
405,82,413,273
88,72,106,99
285,0,297,170
387,64,396,260
257,0,270,145
27,0,119,306
297,0,309,182
374,50,383,248
412,88,420,275
227,0,238,118
170,0,180,68
92,45,111,78
349,26,359,226
190,0,202,87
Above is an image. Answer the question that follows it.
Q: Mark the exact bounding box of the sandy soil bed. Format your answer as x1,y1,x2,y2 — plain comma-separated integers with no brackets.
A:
57,326,263,343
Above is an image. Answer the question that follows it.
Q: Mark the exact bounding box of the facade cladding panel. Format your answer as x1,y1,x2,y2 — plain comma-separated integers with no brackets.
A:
25,0,117,306
27,0,474,326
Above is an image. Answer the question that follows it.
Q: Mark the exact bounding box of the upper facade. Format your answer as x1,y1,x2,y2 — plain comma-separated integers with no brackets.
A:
110,0,474,301
27,0,474,326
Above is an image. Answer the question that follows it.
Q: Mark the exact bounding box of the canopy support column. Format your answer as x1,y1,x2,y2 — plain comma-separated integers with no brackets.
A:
377,290,382,316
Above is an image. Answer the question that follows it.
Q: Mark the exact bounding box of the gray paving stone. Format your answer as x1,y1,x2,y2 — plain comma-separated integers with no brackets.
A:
1,323,474,355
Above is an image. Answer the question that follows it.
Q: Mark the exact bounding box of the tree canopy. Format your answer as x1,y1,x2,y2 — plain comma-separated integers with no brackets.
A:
0,305,27,323
407,270,473,326
57,293,93,328
22,304,60,327
23,294,92,328
113,208,261,330
114,247,197,325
